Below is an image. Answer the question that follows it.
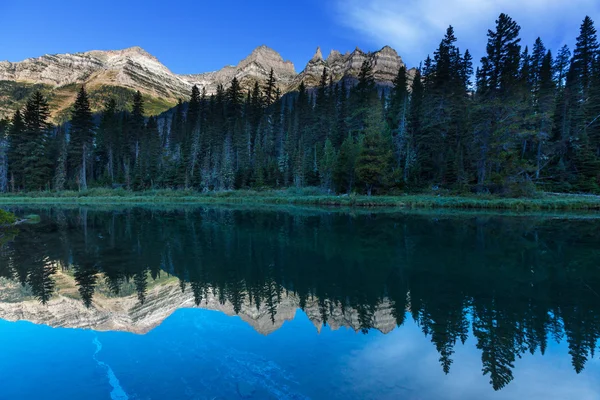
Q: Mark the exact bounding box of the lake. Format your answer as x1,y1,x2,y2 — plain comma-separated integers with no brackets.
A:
0,205,599,399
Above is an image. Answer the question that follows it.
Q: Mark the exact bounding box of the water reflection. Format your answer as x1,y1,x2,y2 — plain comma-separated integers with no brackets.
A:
1,206,600,391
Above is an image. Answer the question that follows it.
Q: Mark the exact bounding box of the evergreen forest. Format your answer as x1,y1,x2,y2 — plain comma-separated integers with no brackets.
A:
1,14,600,196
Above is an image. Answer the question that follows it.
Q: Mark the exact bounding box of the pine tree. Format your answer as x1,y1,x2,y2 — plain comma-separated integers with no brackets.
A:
408,69,424,183
355,104,392,195
68,86,95,190
418,25,468,185
349,60,377,134
320,138,336,191
145,116,162,187
534,50,556,179
475,14,523,190
313,67,330,145
187,86,207,188
130,90,145,161
264,68,277,107
227,77,244,123
334,80,348,147
554,45,572,88
249,81,263,136
54,126,67,191
0,118,9,193
169,99,184,152
333,135,357,193
531,38,547,97
387,66,409,135
96,98,118,184
22,91,52,191
186,85,201,136
483,13,522,95
571,16,600,190
573,16,599,100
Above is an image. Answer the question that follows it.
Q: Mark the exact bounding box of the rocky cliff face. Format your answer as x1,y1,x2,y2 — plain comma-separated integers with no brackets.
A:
290,45,416,90
0,279,398,336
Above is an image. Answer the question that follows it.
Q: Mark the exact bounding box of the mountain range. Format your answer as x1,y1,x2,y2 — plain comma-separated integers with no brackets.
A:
0,45,413,121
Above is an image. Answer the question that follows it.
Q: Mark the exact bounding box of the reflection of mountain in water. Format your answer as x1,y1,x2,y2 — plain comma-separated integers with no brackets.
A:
1,206,600,391
0,274,397,335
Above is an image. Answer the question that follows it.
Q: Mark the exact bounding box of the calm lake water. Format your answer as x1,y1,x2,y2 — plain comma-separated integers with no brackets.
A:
0,205,599,399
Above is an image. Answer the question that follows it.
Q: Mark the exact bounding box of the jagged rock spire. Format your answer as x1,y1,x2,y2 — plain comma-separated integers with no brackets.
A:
311,46,324,62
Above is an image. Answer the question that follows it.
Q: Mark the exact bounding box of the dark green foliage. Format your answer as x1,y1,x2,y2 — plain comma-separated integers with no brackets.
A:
68,86,95,190
355,104,392,195
21,91,53,191
96,98,119,184
333,135,358,193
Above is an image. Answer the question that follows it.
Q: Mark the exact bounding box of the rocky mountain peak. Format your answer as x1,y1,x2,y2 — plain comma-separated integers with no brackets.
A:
311,46,324,63
123,45,151,55
100,45,152,57
249,44,278,57
326,49,342,62
289,44,412,91
238,45,295,74
378,45,396,54
76,46,150,62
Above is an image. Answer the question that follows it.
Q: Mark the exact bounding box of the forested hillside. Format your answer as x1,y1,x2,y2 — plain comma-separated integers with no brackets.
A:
0,13,599,195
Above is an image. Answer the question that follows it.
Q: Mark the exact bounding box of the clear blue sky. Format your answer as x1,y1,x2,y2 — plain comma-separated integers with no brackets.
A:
1,0,600,74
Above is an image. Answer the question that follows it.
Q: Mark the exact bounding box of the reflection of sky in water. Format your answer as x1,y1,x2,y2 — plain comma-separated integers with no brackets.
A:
0,309,598,400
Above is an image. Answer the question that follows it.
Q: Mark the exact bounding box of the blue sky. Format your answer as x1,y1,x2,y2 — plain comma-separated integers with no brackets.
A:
1,0,600,74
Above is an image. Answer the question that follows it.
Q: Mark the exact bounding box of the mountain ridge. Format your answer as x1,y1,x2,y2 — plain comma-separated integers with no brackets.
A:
0,44,413,120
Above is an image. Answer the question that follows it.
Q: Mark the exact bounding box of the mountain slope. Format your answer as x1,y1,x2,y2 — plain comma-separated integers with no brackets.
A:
0,47,191,120
0,46,191,98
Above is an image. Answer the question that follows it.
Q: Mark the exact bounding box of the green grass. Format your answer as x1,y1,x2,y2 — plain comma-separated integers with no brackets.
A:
0,188,599,211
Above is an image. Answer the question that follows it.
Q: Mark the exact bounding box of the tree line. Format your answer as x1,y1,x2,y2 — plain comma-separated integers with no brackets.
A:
1,14,599,195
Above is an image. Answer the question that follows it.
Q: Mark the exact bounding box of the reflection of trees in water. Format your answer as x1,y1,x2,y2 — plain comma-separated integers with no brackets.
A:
1,208,600,390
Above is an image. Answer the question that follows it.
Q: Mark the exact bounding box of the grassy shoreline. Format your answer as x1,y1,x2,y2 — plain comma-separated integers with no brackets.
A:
0,189,599,211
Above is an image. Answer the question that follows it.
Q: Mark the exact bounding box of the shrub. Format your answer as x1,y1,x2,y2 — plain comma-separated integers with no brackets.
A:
0,210,17,225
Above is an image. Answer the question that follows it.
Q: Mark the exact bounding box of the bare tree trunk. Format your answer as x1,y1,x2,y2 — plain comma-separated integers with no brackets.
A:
0,139,8,193
108,147,114,183
124,160,131,190
403,141,411,183
81,143,87,190
536,140,542,180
